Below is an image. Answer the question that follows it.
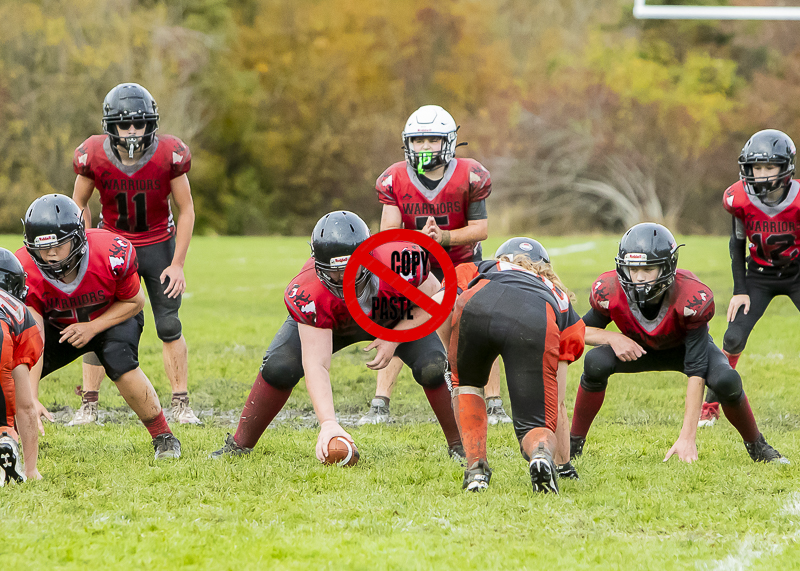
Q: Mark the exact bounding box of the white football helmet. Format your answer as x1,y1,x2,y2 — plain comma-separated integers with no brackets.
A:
402,105,458,173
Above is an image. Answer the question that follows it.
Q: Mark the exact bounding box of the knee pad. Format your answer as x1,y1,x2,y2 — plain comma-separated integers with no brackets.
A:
411,351,447,389
100,341,140,381
580,347,615,392
723,325,748,354
708,369,743,404
260,354,304,391
154,315,182,343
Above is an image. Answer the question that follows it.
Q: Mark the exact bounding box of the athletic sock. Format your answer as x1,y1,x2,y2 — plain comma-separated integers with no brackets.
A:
453,392,487,466
142,411,171,438
724,351,741,370
570,385,606,438
82,390,99,404
171,391,189,404
423,384,462,449
233,373,293,449
721,395,760,442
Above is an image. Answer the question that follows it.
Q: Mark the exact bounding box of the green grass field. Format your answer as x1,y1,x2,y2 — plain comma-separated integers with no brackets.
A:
0,234,799,570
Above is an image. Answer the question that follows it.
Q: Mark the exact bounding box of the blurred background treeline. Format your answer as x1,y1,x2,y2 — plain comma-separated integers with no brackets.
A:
1,0,799,236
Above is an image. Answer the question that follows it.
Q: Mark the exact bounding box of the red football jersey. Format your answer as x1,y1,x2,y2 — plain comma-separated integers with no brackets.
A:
589,269,714,351
73,134,191,247
284,242,428,335
376,158,491,267
723,179,800,267
17,229,141,330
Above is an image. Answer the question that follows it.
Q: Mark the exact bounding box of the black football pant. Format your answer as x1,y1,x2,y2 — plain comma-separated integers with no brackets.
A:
450,280,559,442
259,317,448,390
580,336,744,405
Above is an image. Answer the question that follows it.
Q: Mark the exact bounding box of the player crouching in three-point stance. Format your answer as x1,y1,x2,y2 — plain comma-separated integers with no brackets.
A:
0,250,44,484
17,195,181,460
211,211,463,462
701,130,800,427
569,223,787,464
448,239,584,493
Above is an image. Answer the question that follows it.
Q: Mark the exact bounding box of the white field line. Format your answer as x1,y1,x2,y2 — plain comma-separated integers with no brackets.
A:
547,241,597,257
701,492,800,571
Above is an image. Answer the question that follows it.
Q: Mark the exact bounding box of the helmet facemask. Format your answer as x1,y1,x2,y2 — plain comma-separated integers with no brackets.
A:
0,269,27,301
740,161,794,206
104,117,159,159
314,255,371,299
24,230,87,281
615,255,676,309
403,132,458,174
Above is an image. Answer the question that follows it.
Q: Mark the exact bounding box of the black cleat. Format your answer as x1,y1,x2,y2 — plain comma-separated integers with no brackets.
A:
557,461,580,480
448,443,467,465
0,433,25,485
745,434,790,464
152,433,181,460
463,459,492,492
529,443,559,494
210,433,252,459
570,434,586,460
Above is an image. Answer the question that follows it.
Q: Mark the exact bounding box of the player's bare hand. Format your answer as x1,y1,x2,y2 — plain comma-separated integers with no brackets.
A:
364,338,400,370
727,294,750,323
25,468,42,481
59,322,98,348
608,334,646,362
161,264,186,298
664,437,698,463
35,400,53,436
316,420,352,462
421,216,443,243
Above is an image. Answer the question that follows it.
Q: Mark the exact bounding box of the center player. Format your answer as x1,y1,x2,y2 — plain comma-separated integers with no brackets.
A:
17,194,181,459
360,105,510,426
211,211,463,461
72,82,200,426
569,223,787,464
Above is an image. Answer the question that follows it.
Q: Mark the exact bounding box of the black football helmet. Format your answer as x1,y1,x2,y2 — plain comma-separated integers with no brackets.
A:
739,129,796,204
23,195,87,281
311,211,371,298
0,248,27,301
494,237,550,265
615,223,682,308
102,83,159,158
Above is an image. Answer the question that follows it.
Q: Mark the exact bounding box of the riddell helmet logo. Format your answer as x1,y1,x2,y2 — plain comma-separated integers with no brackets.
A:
625,253,648,262
34,234,58,247
519,242,533,251
330,255,350,266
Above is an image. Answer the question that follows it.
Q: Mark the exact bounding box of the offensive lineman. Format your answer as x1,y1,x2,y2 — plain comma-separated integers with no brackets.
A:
72,82,200,426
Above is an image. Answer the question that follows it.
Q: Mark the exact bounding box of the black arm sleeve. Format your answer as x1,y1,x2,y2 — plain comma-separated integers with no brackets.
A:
466,199,488,221
730,216,748,295
683,325,710,378
581,308,612,329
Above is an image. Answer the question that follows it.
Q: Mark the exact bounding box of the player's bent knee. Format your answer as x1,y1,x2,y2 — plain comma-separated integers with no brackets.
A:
708,369,743,404
583,346,616,382
100,342,140,381
579,373,608,393
260,356,303,391
155,315,182,342
723,326,748,354
410,351,447,388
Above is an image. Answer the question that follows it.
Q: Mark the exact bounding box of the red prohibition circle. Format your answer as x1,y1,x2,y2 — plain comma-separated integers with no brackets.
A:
342,229,457,343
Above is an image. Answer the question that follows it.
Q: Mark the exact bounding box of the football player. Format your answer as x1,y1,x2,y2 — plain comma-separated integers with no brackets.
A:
447,238,584,493
569,223,787,464
211,211,463,462
17,195,181,460
700,130,800,427
72,82,200,426
360,105,510,426
0,249,44,484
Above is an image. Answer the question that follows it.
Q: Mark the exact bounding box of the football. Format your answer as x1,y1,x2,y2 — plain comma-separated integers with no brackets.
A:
324,436,360,467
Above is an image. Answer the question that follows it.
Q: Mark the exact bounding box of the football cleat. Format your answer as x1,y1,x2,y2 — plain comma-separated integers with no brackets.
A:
698,402,720,428
448,443,467,465
0,433,25,485
67,401,99,426
529,443,559,494
152,433,181,460
486,398,513,425
357,398,390,426
463,459,492,492
570,434,586,460
556,461,580,480
210,433,253,460
745,434,790,464
171,399,202,425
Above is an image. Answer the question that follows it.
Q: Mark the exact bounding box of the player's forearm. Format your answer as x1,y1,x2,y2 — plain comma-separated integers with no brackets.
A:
171,209,195,268
679,375,704,441
90,298,143,334
303,364,337,424
447,223,488,246
584,326,617,347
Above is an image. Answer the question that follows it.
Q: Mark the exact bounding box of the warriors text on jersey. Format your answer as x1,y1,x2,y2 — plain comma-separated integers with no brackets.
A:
17,229,141,330
723,179,800,268
284,242,429,336
73,134,191,247
376,159,491,267
589,269,714,351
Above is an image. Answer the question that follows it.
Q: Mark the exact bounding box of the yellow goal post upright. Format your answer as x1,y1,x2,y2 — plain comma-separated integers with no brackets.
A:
633,0,800,20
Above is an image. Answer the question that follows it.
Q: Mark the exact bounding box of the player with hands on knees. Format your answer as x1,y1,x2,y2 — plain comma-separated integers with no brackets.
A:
72,82,200,427
211,211,463,463
569,223,787,465
16,194,181,460
701,130,800,427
